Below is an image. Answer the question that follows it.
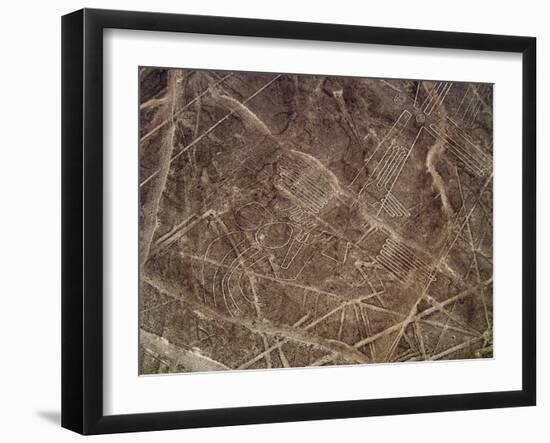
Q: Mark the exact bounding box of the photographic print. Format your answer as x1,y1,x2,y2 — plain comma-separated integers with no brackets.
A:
138,67,493,374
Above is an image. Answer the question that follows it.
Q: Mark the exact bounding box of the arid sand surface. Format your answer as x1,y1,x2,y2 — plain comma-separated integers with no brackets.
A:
138,68,493,374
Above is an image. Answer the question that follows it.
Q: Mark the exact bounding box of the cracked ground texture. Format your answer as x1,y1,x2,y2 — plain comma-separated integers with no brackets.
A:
138,67,493,374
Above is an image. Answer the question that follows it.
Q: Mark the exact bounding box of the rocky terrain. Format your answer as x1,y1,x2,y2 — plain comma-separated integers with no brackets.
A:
138,67,493,374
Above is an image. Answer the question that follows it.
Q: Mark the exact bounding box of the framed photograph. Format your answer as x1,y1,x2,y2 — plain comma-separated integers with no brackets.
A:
61,8,536,435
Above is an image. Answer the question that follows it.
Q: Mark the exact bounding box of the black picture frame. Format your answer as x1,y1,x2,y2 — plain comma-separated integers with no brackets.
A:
61,8,536,435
